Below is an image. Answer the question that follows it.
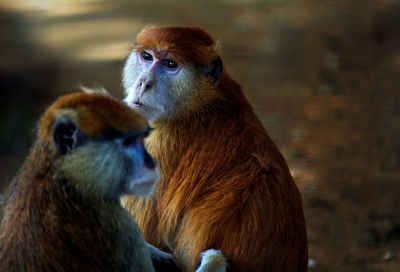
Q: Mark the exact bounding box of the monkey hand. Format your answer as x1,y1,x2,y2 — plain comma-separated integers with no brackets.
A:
196,249,227,272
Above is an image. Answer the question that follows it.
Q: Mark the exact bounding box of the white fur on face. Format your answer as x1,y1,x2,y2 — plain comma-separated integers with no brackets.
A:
122,50,196,123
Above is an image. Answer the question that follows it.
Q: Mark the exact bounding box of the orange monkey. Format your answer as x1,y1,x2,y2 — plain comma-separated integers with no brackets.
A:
123,26,308,272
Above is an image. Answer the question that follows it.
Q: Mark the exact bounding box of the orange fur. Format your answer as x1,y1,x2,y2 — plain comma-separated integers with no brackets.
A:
39,93,147,142
126,27,308,272
135,26,216,67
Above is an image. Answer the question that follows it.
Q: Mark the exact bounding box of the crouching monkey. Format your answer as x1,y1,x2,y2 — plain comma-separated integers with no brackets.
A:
0,92,226,272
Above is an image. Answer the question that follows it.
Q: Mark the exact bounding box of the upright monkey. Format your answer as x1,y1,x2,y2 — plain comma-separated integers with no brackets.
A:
0,92,225,272
123,26,308,272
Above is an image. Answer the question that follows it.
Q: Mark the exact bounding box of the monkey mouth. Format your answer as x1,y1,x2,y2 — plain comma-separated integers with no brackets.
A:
134,101,143,107
136,180,156,190
124,99,145,109
124,169,159,197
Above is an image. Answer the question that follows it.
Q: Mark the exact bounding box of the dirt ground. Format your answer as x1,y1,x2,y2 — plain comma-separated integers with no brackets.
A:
0,0,399,271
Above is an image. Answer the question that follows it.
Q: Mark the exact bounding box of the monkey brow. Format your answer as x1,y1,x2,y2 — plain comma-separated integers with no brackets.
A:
132,44,174,59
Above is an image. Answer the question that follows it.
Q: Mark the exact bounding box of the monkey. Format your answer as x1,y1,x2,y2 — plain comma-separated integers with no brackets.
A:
122,26,308,272
0,91,226,272
0,92,158,271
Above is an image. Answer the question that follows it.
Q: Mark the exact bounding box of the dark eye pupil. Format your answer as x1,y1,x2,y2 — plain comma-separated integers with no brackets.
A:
163,60,178,69
141,52,152,61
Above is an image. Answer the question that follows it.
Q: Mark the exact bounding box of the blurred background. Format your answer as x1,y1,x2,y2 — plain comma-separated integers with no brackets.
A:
0,0,399,271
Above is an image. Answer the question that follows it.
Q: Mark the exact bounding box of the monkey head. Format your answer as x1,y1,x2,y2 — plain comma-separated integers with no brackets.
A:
37,92,159,199
123,26,223,123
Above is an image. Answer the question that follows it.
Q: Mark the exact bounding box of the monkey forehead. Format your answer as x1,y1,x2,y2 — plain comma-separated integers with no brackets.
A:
135,26,217,67
39,93,148,140
153,50,173,61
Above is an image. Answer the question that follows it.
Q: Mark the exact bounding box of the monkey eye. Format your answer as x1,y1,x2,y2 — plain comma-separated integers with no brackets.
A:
140,51,153,62
162,59,178,70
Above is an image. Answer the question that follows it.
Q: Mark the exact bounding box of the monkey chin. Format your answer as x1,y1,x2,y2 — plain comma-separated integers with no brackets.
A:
124,169,160,197
124,100,160,124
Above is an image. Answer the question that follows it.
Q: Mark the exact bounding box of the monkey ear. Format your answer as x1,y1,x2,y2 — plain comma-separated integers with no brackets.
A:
204,56,223,85
53,118,78,155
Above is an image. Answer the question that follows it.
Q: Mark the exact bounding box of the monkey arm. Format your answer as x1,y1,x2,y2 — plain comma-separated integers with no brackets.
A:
124,197,166,245
171,171,307,272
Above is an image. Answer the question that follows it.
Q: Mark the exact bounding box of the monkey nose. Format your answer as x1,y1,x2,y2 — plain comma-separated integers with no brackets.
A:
138,79,154,93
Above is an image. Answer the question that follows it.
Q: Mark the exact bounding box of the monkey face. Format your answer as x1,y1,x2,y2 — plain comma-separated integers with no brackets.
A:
122,26,225,124
115,129,160,197
123,49,197,123
37,93,160,200
53,119,159,200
